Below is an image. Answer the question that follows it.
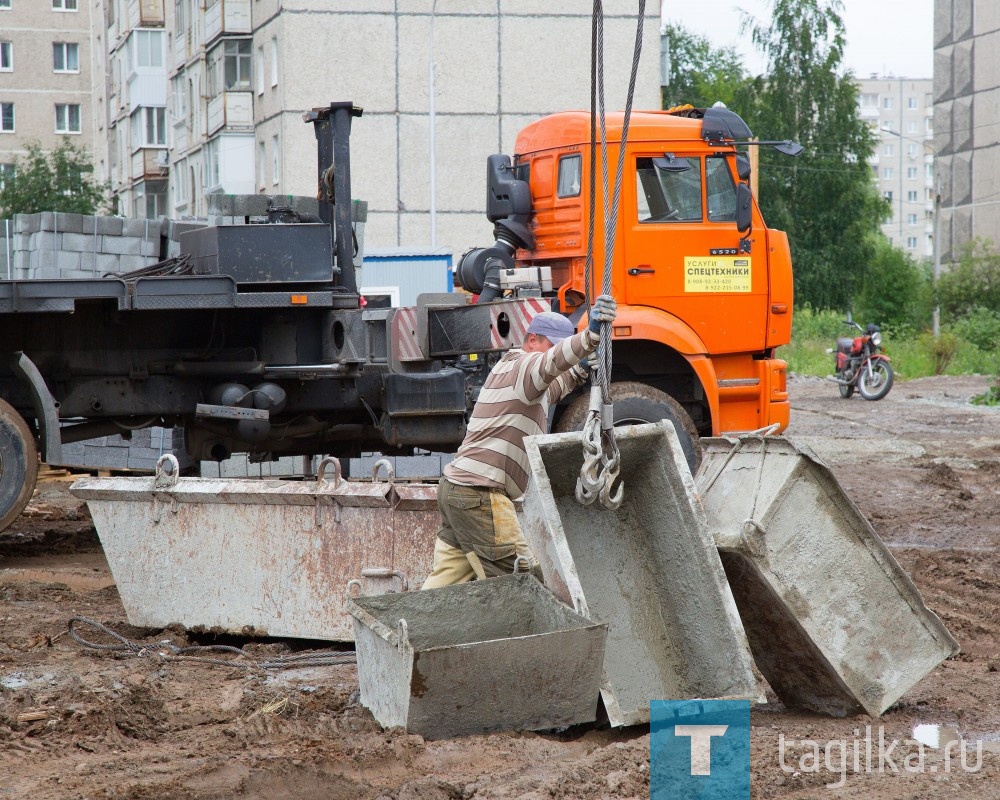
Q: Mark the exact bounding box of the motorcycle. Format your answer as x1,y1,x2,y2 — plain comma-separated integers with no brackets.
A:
828,321,894,401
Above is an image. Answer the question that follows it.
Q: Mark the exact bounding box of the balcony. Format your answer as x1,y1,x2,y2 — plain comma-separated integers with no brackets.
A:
207,91,253,135
129,0,165,28
131,148,170,181
205,0,251,45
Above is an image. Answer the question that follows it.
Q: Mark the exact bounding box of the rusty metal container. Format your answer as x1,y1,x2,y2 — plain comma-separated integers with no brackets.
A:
348,573,607,739
519,422,758,728
697,434,960,717
70,456,439,641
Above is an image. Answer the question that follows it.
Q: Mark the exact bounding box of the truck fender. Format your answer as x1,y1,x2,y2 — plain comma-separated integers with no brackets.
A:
8,351,62,464
595,307,721,435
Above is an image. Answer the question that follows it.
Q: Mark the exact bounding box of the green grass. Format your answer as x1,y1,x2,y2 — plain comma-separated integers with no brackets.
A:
778,307,1000,380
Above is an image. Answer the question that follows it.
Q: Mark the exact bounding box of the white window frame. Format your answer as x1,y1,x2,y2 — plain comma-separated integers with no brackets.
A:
133,29,164,69
0,41,11,71
257,140,266,188
224,39,252,90
907,190,918,202
272,134,279,185
0,163,15,189
0,102,15,133
908,97,918,110
55,103,81,134
883,143,894,157
270,37,278,87
144,106,166,146
883,97,893,110
256,45,264,95
53,0,78,10
883,167,893,180
360,286,400,308
0,1,11,10
53,41,80,73
907,213,918,225
906,236,917,249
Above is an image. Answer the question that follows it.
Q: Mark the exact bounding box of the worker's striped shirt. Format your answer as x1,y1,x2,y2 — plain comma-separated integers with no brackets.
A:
443,329,598,500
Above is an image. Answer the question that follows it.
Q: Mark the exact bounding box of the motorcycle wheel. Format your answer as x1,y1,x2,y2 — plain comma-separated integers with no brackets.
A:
838,381,854,399
858,360,894,401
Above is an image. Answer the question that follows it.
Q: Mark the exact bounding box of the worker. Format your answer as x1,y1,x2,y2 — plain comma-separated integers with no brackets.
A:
421,295,617,589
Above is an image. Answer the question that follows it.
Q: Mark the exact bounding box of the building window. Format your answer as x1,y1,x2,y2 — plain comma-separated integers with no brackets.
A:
55,103,81,133
53,42,80,72
907,119,918,134
908,97,918,110
256,46,264,95
134,180,167,219
927,164,934,180
270,37,278,86
131,107,166,147
907,190,918,202
204,137,220,188
225,39,251,90
883,143,894,157
907,213,917,225
0,1,10,9
883,97,893,110
860,93,877,108
883,167,893,180
134,30,164,68
884,191,892,202
907,167,918,179
0,41,11,71
272,134,279,184
906,236,917,249
53,0,78,9
0,163,14,189
257,140,265,188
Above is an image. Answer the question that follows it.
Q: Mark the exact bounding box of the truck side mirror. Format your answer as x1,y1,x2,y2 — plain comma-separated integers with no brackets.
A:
736,183,752,234
736,153,751,182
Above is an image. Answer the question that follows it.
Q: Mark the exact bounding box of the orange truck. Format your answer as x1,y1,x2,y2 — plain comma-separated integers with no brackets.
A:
458,105,796,467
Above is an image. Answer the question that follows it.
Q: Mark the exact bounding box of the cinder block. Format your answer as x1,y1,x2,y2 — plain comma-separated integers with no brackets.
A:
101,235,142,255
56,250,80,272
207,195,233,215
83,445,130,469
165,219,205,241
394,455,443,479
200,461,221,478
122,217,155,238
15,213,41,234
95,216,124,236
32,231,59,251
54,212,85,234
97,253,120,274
61,232,99,253
167,240,181,258
140,239,160,258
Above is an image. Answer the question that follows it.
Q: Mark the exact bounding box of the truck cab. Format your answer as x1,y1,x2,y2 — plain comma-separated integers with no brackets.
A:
462,106,793,464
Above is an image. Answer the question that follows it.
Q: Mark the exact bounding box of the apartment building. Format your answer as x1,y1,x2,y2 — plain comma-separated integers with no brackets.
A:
857,77,935,259
0,0,96,187
114,1,658,256
933,0,1000,264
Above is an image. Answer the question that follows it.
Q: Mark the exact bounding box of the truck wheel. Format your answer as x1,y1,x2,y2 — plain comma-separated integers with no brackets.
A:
554,381,703,474
0,398,38,532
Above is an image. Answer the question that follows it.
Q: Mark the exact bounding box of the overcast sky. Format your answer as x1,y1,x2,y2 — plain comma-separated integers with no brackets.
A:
661,0,934,80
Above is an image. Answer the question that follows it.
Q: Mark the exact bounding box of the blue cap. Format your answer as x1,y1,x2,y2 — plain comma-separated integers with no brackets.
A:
526,311,575,345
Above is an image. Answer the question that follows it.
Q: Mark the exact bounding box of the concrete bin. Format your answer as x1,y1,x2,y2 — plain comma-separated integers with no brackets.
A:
697,434,960,717
348,574,607,739
519,423,758,727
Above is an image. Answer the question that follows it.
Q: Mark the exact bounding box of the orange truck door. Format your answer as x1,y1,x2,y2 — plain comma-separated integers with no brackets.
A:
623,152,768,355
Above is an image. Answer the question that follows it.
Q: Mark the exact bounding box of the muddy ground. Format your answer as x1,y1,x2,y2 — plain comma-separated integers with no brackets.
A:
2,374,1000,799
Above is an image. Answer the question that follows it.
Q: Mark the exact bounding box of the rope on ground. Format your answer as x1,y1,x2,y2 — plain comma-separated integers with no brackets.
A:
67,617,356,670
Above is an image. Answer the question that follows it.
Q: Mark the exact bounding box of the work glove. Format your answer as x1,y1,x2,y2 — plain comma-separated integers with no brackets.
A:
571,350,600,379
588,294,617,333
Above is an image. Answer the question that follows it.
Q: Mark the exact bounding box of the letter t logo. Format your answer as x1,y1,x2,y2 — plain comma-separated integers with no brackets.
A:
674,725,729,775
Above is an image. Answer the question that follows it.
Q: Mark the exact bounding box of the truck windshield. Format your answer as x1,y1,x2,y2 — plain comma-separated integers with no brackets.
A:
636,156,702,222
706,155,737,222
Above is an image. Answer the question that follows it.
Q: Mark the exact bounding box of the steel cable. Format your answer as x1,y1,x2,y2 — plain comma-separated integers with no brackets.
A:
67,617,356,671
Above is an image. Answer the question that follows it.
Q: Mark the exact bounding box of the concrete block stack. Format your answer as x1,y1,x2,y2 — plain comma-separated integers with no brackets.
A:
59,426,193,474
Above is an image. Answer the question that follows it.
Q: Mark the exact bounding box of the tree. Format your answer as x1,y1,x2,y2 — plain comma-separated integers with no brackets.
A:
853,237,929,329
738,0,890,311
661,24,747,110
937,238,1000,318
0,139,113,218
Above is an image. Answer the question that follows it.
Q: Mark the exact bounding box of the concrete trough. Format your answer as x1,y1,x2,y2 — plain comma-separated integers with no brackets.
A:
696,434,960,717
519,422,758,727
348,574,607,739
70,457,439,641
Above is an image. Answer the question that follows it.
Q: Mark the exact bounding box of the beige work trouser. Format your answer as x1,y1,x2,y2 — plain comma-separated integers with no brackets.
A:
421,479,537,590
